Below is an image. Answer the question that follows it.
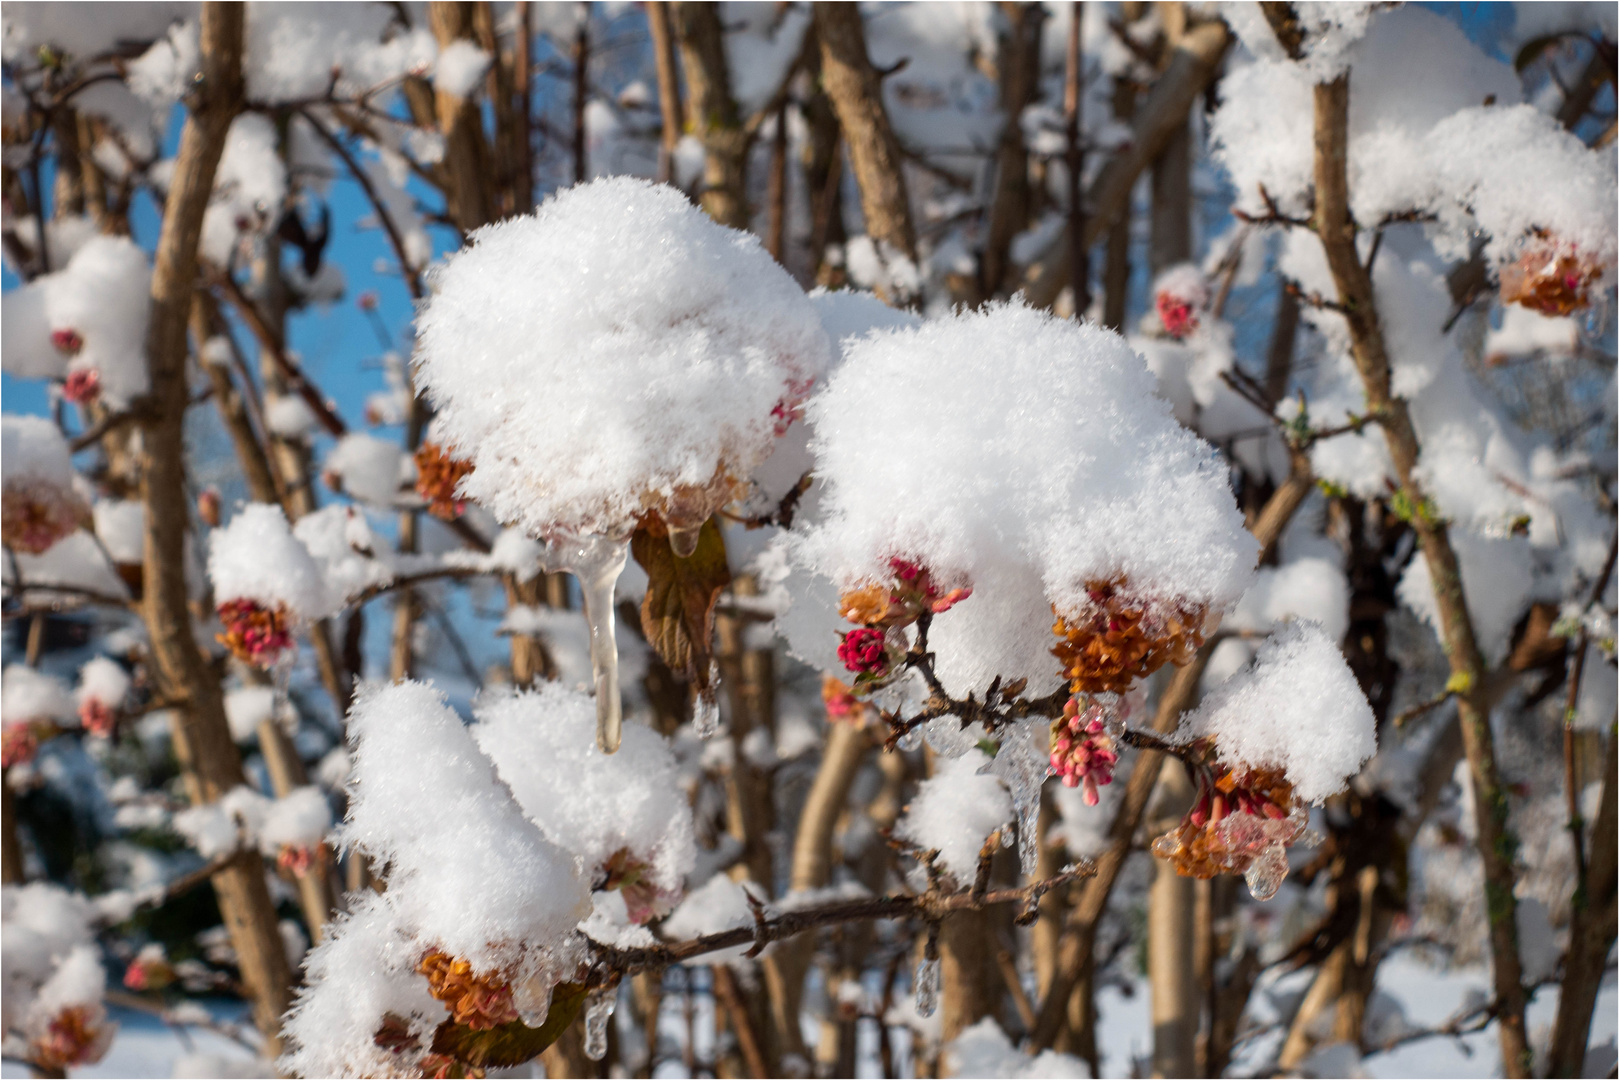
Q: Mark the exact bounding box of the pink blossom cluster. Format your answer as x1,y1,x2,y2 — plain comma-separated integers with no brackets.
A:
1049,696,1119,805
62,369,101,405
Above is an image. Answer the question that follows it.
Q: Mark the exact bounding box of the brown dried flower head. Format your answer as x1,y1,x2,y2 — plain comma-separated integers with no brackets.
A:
1051,578,1207,694
1498,237,1604,316
418,949,519,1031
415,442,476,521
1151,762,1307,901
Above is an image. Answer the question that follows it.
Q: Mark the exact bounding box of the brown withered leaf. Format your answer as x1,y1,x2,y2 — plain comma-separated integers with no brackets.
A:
429,982,588,1070
631,516,730,694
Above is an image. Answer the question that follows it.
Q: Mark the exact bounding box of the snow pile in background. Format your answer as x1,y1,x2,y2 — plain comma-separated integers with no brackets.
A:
895,749,1012,886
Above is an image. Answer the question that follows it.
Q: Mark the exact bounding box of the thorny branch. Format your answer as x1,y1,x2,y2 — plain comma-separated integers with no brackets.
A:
879,611,1069,746
589,860,1096,979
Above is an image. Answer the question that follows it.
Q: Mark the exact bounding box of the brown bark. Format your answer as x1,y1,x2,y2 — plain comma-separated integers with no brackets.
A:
573,3,591,184
1148,123,1190,274
513,2,535,211
1549,737,1617,1076
191,298,281,507
982,3,1045,298
430,1,494,232
473,2,519,219
1021,18,1230,309
671,2,749,228
940,907,997,1044
766,99,790,262
1264,286,1301,405
138,3,292,1049
647,1,685,183
1148,761,1197,1077
1100,73,1138,330
1308,73,1529,1076
813,2,918,298
1063,0,1088,315
761,721,873,1064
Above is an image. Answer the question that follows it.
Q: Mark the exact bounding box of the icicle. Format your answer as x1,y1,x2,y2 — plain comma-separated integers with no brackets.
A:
1244,842,1289,902
583,987,617,1060
668,521,702,559
987,720,1050,876
913,955,939,1018
550,531,632,753
692,686,721,738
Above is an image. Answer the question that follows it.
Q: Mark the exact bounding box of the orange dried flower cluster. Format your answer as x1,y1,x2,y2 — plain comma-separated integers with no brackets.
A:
1150,763,1306,901
414,442,475,521
418,950,519,1031
1051,579,1206,694
837,558,972,630
30,1004,115,1071
1498,240,1604,316
216,598,294,668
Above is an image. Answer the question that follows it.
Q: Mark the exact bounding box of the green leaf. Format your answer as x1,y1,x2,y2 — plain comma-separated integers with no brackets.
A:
631,517,731,693
429,982,589,1070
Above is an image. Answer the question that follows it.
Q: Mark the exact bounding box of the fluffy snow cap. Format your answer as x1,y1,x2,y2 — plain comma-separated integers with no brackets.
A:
1185,620,1375,803
207,502,332,619
341,680,589,977
471,683,696,899
3,415,77,491
803,301,1254,612
785,302,1256,694
414,177,831,538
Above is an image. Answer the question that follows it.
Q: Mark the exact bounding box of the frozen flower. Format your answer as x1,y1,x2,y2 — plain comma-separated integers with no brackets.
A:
50,328,83,355
29,1002,115,1070
77,698,116,738
837,558,972,630
1049,696,1118,806
821,675,870,725
418,949,519,1031
600,847,677,924
837,626,890,676
62,368,100,404
1499,237,1603,316
1051,579,1208,695
1153,264,1207,340
122,945,176,992
2,721,43,769
276,843,320,879
1150,760,1308,901
414,442,475,521
216,598,295,668
1,480,89,555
